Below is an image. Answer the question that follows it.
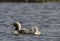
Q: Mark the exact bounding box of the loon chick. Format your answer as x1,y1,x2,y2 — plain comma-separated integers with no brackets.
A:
33,26,41,35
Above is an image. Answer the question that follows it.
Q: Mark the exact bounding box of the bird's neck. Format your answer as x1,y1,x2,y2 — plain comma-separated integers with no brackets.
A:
15,25,21,31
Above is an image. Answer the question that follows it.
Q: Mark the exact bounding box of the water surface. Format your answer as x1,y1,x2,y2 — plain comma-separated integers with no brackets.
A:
0,3,60,41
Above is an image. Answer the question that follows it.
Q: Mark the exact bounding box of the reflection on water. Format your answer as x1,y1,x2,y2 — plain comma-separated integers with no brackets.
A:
0,3,60,41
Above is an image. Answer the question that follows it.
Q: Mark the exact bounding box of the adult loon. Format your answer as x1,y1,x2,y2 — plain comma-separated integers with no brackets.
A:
13,22,41,35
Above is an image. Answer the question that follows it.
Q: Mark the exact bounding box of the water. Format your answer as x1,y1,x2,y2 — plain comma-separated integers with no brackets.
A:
0,3,60,41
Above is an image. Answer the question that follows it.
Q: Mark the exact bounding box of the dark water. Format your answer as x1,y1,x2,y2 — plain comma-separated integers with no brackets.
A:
0,3,60,41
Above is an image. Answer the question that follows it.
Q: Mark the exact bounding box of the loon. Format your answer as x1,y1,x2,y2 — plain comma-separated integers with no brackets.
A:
13,22,41,35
